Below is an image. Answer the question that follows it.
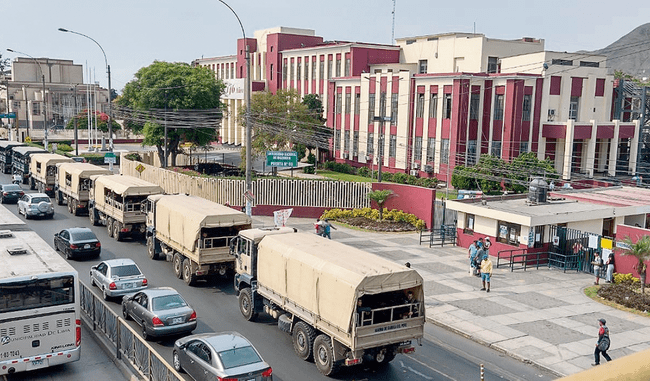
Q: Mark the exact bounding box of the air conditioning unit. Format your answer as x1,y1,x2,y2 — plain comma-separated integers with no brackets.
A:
410,169,419,177
547,109,555,121
342,152,349,159
411,163,419,170
424,165,434,173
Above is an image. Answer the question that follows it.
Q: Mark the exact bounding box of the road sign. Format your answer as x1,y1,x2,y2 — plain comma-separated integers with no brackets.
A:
24,137,31,143
104,152,116,164
243,190,255,202
0,113,16,118
266,151,298,167
135,164,145,173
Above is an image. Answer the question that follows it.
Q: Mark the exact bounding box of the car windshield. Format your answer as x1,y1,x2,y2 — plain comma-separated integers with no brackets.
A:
3,184,20,191
70,231,97,241
30,197,50,203
152,294,187,311
111,264,141,277
218,346,262,369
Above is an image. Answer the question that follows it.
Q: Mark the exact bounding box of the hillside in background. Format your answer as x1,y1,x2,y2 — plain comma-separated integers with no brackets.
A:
595,23,650,78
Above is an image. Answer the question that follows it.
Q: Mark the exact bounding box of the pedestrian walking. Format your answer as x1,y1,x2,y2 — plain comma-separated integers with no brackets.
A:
480,254,493,292
323,219,337,239
315,219,326,237
468,240,478,275
592,318,612,366
592,254,604,285
605,252,615,283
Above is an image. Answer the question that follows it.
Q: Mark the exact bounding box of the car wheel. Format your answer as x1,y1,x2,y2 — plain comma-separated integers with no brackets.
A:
147,237,158,260
107,218,114,238
314,334,341,376
182,259,197,286
122,305,130,320
239,287,257,321
173,253,184,279
293,321,316,361
172,350,184,373
53,239,58,251
142,325,149,341
90,274,96,287
65,249,73,260
1,197,5,204
102,287,110,301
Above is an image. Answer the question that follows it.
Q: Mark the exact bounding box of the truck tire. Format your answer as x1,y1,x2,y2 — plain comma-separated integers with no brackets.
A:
313,334,341,376
107,218,114,238
367,346,396,367
29,178,35,190
239,288,258,321
293,321,316,361
72,202,78,216
56,191,63,205
89,207,99,226
278,314,292,333
182,259,197,286
173,253,184,279
113,221,123,241
67,197,73,213
147,237,159,260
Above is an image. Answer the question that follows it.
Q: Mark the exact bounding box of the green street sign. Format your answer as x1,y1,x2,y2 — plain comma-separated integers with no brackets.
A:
104,152,116,164
0,113,16,119
266,151,298,167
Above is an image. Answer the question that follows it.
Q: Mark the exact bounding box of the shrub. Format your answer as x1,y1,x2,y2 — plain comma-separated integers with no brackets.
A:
357,167,370,178
56,143,73,153
124,153,142,162
303,166,315,174
320,207,425,230
614,273,640,284
380,172,393,182
391,172,409,184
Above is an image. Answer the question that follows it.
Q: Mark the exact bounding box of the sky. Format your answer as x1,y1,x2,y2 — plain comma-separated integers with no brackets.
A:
3,0,649,93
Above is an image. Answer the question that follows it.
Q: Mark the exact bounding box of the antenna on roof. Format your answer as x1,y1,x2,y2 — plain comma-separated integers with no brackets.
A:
391,0,396,44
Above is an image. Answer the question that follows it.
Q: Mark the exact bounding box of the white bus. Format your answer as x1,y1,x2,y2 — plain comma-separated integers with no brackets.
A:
0,229,81,375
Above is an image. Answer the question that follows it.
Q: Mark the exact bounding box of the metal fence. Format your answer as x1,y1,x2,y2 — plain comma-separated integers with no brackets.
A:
80,281,184,381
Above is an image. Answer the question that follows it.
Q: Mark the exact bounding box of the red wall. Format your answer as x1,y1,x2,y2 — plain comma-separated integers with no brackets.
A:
615,225,650,282
371,183,435,228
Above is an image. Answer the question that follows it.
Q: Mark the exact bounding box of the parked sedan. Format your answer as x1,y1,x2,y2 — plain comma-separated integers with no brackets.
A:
90,258,148,301
54,227,101,259
0,184,24,204
173,332,273,381
17,192,54,219
122,287,197,340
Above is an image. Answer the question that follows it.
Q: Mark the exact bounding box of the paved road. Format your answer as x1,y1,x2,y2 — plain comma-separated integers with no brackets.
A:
0,170,557,381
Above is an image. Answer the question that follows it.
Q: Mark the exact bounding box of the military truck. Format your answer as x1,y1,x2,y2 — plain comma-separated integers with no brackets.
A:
88,174,163,241
145,194,252,286
12,146,46,184
0,141,25,174
54,162,114,215
29,153,74,197
231,229,425,376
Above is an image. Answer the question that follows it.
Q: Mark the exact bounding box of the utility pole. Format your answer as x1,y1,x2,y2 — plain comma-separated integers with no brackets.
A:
73,85,78,155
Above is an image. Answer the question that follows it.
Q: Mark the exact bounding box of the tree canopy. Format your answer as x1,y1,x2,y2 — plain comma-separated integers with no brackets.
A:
116,61,224,166
66,110,121,133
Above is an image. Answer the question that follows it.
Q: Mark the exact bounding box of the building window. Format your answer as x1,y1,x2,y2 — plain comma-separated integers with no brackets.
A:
494,94,504,120
336,57,341,77
305,60,309,80
312,58,317,80
354,93,360,115
406,39,416,45
390,93,398,124
327,59,332,80
520,141,529,153
336,129,342,151
345,93,351,115
367,132,374,155
345,58,350,76
497,221,521,246
467,140,477,166
389,135,396,158
344,130,350,152
353,131,359,156
426,138,436,163
418,60,428,74
33,102,41,115
580,61,599,68
522,94,532,122
569,96,580,120
429,93,438,119
487,56,498,73
336,93,342,114
441,139,450,164
414,136,423,161
470,93,480,120
290,62,294,84
296,62,301,83
491,141,501,157
319,59,324,80
552,59,573,66
465,214,475,234
270,64,274,81
416,93,425,118
379,92,387,118
443,94,452,119
368,93,375,122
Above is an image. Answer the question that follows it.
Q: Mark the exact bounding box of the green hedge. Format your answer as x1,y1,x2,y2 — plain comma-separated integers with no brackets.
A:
321,207,426,230
321,161,438,188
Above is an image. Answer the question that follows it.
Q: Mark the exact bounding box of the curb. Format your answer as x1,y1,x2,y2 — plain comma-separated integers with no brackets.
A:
425,316,566,378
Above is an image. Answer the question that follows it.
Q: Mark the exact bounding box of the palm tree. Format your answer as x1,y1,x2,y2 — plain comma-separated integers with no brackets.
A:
619,236,650,295
366,189,394,220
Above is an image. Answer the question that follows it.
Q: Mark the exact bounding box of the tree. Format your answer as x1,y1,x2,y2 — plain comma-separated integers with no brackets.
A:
366,189,394,220
505,152,558,193
66,109,120,133
117,61,224,166
618,235,650,295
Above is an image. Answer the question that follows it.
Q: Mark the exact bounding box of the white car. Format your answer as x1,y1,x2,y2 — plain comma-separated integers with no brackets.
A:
17,192,54,219
90,258,148,301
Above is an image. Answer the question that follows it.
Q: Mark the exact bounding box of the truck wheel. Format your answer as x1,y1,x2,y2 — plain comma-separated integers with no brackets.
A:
147,237,159,260
89,207,99,226
56,191,63,205
239,288,258,321
368,346,396,367
72,202,78,216
67,198,73,213
293,321,316,361
182,259,197,286
173,253,184,279
107,218,114,237
113,222,123,241
29,178,35,190
313,334,341,376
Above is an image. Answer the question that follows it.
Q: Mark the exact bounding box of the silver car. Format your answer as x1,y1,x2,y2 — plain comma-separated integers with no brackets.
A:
173,332,273,381
17,192,54,219
122,287,197,340
90,258,148,301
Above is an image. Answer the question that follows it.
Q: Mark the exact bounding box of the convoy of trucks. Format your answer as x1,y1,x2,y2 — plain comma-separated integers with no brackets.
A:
145,194,253,285
12,146,46,184
230,228,425,376
0,141,24,174
54,162,114,215
88,174,164,241
29,153,74,196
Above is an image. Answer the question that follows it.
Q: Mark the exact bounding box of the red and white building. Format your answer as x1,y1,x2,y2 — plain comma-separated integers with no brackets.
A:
193,27,639,181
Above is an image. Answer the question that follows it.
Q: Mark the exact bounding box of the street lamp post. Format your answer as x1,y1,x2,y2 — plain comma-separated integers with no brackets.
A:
218,0,252,216
58,28,113,155
7,49,48,148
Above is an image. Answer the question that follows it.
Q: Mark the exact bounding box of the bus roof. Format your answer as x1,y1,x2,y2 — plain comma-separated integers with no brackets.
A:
0,230,76,280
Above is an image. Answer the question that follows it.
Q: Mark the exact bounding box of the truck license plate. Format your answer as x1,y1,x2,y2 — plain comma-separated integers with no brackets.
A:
31,359,44,367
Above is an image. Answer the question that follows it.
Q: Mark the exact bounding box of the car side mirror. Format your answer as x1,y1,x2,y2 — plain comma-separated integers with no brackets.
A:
91,265,97,270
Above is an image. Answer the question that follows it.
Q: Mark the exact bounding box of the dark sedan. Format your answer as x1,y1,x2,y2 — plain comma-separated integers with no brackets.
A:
54,227,101,259
0,183,24,204
122,287,197,340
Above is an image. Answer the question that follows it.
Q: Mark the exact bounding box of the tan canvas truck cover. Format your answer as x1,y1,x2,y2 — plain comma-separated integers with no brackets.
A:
30,153,74,181
56,163,113,198
256,232,423,343
92,175,164,208
155,194,252,263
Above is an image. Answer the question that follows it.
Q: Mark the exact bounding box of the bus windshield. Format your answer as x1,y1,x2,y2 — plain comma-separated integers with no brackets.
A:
0,275,75,313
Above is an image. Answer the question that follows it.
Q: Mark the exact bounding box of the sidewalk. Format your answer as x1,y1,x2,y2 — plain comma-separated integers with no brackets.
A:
253,215,650,377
